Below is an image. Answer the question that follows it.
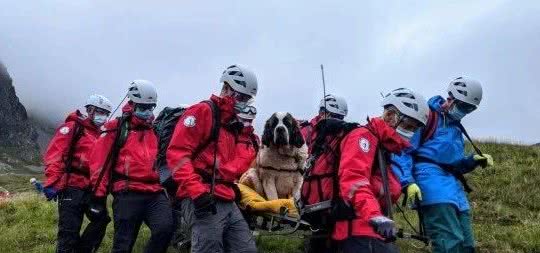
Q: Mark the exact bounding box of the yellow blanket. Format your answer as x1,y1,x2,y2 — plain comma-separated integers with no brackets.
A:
237,184,299,217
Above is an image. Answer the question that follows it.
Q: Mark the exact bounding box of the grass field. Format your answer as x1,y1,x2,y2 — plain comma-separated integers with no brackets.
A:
1,142,539,253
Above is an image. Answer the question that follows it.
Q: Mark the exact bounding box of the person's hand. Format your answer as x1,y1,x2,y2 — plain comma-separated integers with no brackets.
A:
474,154,494,168
369,216,396,239
43,187,58,201
88,197,107,221
193,193,216,219
406,183,423,202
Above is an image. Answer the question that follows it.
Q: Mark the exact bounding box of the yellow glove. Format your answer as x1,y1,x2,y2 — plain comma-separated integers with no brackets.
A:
406,183,422,202
474,154,494,168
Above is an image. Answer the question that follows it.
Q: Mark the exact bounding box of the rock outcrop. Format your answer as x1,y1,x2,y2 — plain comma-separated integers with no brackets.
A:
0,61,40,162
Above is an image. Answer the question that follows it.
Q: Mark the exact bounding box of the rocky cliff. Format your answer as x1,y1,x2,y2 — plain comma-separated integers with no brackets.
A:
0,61,40,163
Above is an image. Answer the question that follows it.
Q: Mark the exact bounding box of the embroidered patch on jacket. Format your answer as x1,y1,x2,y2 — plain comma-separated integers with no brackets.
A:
183,116,196,127
59,127,70,135
359,138,370,153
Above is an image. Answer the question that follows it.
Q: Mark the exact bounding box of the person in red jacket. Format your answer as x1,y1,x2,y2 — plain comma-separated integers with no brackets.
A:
234,105,260,175
89,80,173,253
43,94,112,253
167,65,259,253
301,88,429,253
300,94,348,149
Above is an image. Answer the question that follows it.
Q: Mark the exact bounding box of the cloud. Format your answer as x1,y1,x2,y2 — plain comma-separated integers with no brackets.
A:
0,1,539,143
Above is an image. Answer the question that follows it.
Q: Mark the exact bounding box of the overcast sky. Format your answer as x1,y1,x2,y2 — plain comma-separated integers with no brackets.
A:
1,1,539,143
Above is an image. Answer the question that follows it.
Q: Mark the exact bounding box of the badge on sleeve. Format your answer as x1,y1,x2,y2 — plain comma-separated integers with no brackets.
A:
183,116,196,127
359,138,370,153
59,126,70,135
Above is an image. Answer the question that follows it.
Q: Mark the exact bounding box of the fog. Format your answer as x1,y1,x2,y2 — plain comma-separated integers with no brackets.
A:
1,0,539,143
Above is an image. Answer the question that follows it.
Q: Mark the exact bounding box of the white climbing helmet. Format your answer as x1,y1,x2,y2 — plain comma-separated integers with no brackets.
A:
381,88,429,126
447,77,483,106
220,64,258,98
319,94,348,117
237,105,257,120
85,94,112,112
128,80,158,104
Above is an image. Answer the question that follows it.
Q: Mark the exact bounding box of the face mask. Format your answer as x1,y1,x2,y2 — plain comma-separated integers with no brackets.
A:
447,105,467,121
134,109,154,120
92,114,108,127
396,127,415,141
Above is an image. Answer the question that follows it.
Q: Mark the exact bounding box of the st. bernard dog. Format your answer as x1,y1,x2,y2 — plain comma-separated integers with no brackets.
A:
240,112,308,200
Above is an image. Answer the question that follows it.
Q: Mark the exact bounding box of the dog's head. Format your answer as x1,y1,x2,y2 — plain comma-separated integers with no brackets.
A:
262,112,305,148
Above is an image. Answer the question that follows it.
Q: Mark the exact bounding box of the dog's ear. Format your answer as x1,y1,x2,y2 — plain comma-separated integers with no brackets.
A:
261,115,275,147
290,115,306,148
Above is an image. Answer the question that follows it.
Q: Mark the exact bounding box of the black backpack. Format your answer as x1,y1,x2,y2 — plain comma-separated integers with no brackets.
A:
300,119,360,230
153,101,220,194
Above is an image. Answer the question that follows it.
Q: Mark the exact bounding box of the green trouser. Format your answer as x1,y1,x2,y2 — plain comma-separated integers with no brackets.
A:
420,204,475,253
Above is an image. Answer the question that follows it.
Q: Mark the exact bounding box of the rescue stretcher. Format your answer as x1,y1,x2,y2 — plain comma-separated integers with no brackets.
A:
237,183,312,235
236,183,431,245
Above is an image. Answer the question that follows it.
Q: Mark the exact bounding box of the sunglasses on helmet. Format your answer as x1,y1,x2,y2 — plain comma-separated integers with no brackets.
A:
135,103,156,111
241,106,257,115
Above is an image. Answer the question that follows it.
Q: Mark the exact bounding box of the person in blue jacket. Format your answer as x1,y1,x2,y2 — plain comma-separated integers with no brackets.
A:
392,77,494,253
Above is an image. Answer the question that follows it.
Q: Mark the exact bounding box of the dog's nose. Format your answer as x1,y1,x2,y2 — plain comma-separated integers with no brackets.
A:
276,126,286,133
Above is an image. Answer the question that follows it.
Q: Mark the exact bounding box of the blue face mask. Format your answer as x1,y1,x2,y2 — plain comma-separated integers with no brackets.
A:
134,109,154,120
448,105,467,121
92,114,108,127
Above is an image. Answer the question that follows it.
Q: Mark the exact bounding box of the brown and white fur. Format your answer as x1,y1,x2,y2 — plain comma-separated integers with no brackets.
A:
240,112,308,200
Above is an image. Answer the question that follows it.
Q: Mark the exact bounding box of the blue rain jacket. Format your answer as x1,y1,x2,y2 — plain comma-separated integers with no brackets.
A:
391,96,476,211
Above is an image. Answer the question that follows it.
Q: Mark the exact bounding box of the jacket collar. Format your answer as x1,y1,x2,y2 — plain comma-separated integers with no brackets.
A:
366,117,411,154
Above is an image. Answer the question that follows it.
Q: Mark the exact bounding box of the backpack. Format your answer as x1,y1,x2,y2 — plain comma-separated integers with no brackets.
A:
153,100,220,194
299,119,360,230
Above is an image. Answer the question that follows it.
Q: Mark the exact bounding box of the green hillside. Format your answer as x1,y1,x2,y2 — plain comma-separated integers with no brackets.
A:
0,142,539,253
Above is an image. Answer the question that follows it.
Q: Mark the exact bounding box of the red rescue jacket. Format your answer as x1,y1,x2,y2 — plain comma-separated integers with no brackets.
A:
333,118,409,240
167,95,243,201
301,117,408,240
300,116,321,150
44,111,100,190
224,126,259,181
89,103,162,198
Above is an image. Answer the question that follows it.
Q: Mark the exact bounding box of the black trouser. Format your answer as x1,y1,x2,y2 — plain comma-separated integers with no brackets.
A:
338,236,399,253
304,231,335,253
112,191,174,253
57,187,110,253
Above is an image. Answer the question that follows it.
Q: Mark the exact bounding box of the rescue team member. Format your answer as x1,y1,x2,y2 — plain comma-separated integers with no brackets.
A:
394,77,494,253
302,88,429,253
43,94,112,253
234,105,260,173
167,65,259,253
300,94,348,148
171,104,260,251
89,81,173,253
300,93,348,253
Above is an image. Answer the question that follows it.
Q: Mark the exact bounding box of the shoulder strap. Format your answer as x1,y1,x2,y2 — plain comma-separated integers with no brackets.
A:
92,115,131,194
192,100,221,159
421,110,439,144
64,122,84,174
456,122,483,155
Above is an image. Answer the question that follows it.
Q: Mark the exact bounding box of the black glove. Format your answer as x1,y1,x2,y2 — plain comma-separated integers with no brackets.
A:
193,193,216,219
88,197,107,222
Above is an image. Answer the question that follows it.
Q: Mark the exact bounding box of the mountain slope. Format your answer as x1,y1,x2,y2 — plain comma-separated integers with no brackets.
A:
0,61,40,165
0,142,539,253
